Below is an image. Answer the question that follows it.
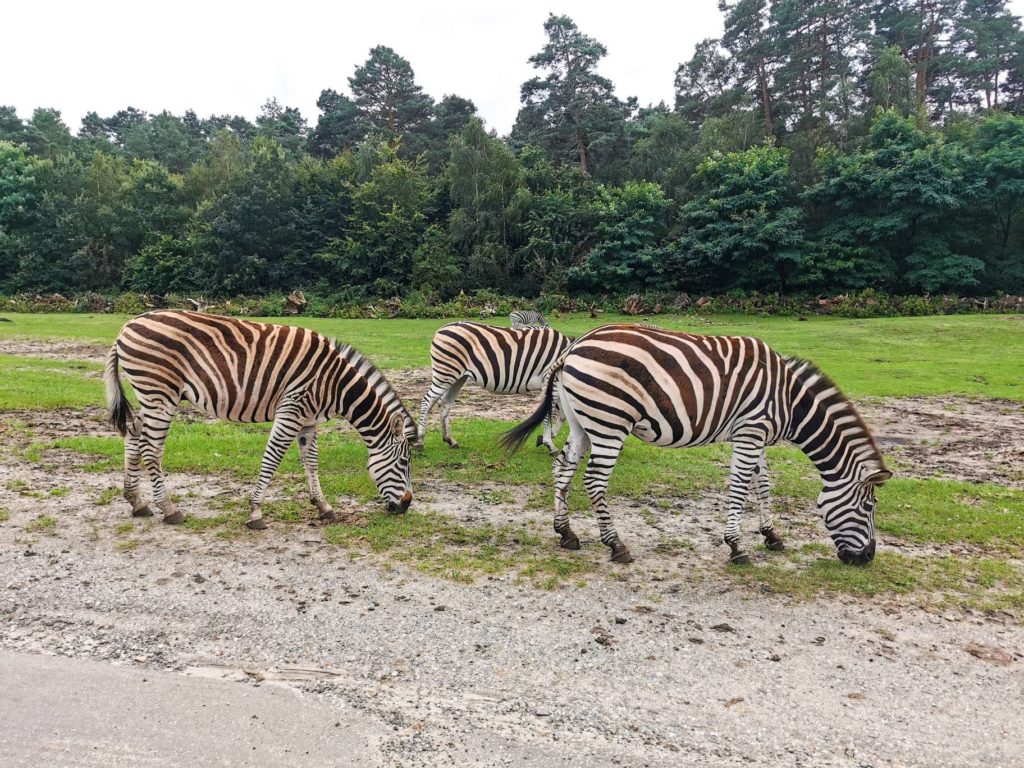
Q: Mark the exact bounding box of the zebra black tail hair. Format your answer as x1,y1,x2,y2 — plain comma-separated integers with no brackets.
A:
105,344,133,436
500,372,556,454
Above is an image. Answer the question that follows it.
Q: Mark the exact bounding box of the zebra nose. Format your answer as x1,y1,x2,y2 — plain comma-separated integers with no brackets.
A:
838,538,876,566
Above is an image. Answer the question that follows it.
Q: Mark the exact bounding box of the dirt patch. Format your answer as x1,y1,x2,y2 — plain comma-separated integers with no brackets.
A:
860,397,1024,488
391,367,542,426
0,338,109,364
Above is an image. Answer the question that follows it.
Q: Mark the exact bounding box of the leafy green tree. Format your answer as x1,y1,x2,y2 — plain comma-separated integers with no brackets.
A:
308,90,366,158
25,108,74,160
0,142,45,284
675,142,807,293
570,181,672,292
720,0,777,138
805,110,983,292
255,98,307,157
673,39,744,127
869,45,916,115
123,111,203,172
949,0,1024,109
513,14,628,176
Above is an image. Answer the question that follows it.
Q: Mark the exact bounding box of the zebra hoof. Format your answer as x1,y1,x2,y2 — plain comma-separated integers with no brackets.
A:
535,434,545,448
162,510,185,525
319,509,337,522
762,529,785,551
245,518,268,531
558,530,581,550
131,505,154,518
610,544,634,564
729,552,752,566
443,438,459,449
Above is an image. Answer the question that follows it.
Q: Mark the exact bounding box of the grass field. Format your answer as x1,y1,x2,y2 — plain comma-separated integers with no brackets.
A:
0,312,1022,609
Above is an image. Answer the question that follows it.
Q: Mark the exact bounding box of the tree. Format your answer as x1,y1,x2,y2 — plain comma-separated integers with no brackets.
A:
720,0,777,138
868,45,916,115
349,46,434,138
674,39,744,127
513,14,628,176
949,0,1024,109
308,89,366,158
675,142,807,293
255,98,308,157
804,110,983,292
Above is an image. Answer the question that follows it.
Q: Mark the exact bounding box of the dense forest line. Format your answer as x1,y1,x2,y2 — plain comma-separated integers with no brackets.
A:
3,2,1024,304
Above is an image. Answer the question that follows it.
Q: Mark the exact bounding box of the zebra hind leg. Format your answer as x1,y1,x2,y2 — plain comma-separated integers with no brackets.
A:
137,407,183,524
123,415,154,517
298,426,334,522
439,375,469,448
583,435,632,563
415,378,449,451
753,450,785,551
552,430,587,550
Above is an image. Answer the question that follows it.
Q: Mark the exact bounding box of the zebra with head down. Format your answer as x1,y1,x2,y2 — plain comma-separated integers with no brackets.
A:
105,310,416,529
510,309,549,329
502,323,891,565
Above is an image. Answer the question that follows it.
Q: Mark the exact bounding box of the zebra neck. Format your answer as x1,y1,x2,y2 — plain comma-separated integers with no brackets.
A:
329,344,405,447
784,364,881,483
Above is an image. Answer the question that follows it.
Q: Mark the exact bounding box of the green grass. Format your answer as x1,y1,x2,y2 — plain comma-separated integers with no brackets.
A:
25,515,56,533
0,355,104,410
323,510,593,587
1,312,1022,398
731,547,1024,614
0,509,9,523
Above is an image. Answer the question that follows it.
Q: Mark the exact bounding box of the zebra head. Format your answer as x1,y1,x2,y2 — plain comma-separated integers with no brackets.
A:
368,411,416,513
817,463,892,565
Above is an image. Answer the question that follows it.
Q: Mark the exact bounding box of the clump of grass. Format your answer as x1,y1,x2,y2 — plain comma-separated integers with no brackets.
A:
114,522,134,536
94,487,120,506
25,515,57,533
48,486,70,498
115,539,140,552
0,508,9,523
729,549,1024,616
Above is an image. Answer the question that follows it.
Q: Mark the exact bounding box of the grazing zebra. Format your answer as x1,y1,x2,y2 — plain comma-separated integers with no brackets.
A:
417,321,570,454
510,310,549,329
105,310,416,529
501,324,891,565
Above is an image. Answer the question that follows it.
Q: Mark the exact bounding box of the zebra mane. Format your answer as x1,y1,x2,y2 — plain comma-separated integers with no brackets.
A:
333,341,414,423
784,356,886,470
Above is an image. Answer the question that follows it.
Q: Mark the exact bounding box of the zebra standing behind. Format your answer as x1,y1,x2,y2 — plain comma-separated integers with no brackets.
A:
510,309,549,329
417,321,570,454
502,324,891,565
105,310,416,529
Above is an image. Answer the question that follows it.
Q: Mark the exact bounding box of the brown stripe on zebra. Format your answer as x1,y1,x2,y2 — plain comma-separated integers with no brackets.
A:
106,310,415,529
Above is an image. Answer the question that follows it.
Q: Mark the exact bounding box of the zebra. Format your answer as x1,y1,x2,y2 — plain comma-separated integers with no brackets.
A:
417,321,570,454
510,310,549,329
104,310,416,529
501,324,891,565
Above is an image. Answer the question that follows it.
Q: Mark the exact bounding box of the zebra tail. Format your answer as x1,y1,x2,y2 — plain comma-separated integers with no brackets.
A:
104,343,132,436
500,372,557,454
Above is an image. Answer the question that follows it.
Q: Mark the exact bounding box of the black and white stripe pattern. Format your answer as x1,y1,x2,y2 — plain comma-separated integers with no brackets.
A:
417,321,570,453
105,310,415,528
502,324,890,565
510,310,549,329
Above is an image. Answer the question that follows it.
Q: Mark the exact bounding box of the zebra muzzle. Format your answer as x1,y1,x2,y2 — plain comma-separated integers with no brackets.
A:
387,491,413,515
838,538,876,566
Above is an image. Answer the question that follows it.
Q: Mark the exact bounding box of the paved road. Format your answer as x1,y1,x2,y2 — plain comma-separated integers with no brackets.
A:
0,649,384,767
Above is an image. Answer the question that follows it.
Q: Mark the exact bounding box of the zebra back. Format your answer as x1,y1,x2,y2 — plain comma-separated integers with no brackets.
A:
510,310,549,330
115,311,414,440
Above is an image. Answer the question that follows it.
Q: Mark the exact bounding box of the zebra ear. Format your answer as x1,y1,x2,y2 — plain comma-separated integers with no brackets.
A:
863,468,892,486
389,412,406,440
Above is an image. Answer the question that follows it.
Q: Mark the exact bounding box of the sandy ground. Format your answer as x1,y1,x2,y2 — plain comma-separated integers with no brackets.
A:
1,338,1023,766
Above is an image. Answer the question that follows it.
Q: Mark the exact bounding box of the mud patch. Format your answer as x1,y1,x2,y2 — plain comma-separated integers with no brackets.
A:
390,367,542,426
860,397,1024,488
0,338,109,364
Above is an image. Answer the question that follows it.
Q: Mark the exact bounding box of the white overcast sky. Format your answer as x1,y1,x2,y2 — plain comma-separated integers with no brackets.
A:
5,0,1024,136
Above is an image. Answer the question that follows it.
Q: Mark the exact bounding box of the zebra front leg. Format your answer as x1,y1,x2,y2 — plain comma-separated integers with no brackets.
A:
753,450,785,551
138,408,183,525
552,430,587,550
123,415,153,517
298,425,334,522
724,440,761,564
440,375,469,448
583,435,632,563
246,410,304,530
